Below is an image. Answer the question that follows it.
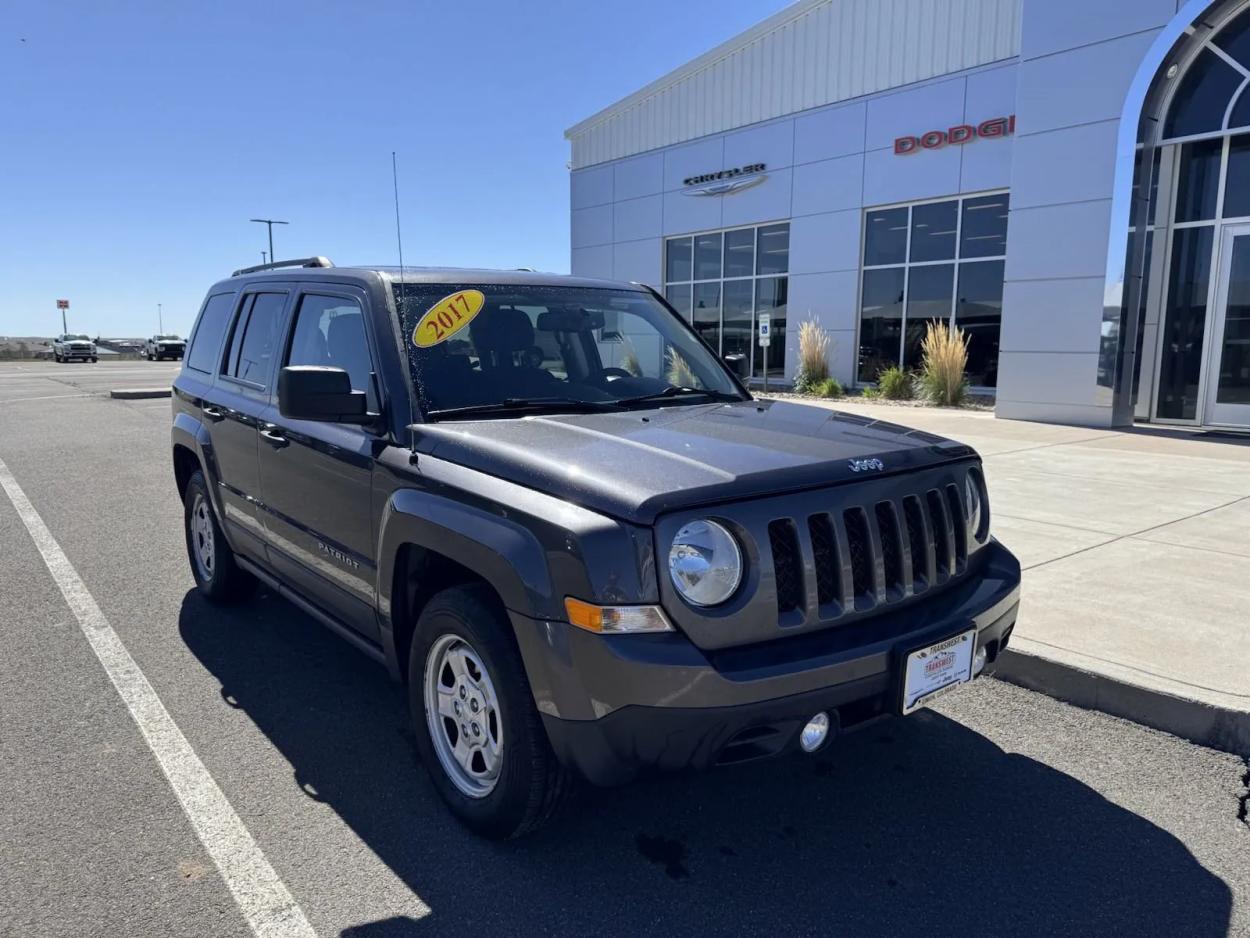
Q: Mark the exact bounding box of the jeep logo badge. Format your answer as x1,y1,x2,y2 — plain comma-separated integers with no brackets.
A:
848,458,885,473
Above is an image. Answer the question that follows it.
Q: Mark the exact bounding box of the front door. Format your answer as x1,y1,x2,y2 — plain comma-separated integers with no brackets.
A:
1204,223,1250,428
256,286,382,642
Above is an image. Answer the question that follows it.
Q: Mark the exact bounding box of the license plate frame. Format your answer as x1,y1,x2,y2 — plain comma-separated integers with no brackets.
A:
898,628,977,716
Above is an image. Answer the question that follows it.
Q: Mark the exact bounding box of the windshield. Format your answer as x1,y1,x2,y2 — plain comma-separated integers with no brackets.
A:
65,334,90,341
395,283,746,418
156,334,181,341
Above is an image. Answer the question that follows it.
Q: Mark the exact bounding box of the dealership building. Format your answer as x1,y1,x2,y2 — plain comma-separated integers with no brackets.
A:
565,0,1250,430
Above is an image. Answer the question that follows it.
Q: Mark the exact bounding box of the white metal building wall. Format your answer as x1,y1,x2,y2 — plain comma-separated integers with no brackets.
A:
565,0,1022,169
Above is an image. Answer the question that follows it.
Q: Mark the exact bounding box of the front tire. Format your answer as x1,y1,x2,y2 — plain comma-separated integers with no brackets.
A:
183,469,254,603
408,585,572,839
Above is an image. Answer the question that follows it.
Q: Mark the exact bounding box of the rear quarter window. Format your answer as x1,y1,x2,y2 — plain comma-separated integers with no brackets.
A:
185,292,238,374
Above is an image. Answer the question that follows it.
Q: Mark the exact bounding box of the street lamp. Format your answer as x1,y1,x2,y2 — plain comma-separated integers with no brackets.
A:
158,303,163,333
249,218,289,265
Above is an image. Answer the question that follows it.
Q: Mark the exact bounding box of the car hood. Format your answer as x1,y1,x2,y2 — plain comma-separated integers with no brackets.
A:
414,400,976,524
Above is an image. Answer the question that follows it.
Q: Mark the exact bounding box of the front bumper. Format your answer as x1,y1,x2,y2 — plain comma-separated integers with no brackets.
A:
513,541,1020,786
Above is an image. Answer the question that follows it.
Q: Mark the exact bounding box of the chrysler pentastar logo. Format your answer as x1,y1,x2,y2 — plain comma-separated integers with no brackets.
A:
848,458,885,473
682,162,766,196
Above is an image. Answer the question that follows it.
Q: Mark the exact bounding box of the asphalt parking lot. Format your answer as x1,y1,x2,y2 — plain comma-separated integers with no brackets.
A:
1,361,1247,937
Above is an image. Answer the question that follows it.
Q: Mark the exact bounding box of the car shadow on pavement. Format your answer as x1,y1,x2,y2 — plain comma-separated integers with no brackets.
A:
178,590,1233,938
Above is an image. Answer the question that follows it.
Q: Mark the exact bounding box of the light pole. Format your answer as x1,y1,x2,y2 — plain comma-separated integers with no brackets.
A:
249,218,288,265
158,303,163,333
261,251,268,265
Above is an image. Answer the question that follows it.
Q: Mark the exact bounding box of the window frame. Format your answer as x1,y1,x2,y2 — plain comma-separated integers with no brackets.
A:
856,190,1009,389
662,220,790,378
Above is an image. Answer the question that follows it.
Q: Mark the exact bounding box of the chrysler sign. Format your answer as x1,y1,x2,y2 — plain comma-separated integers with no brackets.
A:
894,116,1015,154
683,162,767,196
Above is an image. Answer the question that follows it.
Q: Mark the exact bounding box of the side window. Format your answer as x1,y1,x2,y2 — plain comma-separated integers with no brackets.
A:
224,293,287,387
185,292,237,374
287,294,377,411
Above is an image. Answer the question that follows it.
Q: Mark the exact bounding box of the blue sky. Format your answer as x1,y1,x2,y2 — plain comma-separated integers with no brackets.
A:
1,0,791,338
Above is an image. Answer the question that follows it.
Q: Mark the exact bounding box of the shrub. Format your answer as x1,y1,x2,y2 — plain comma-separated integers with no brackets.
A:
793,318,831,392
859,386,882,400
876,365,914,400
918,320,970,406
619,336,642,378
665,347,699,388
814,376,843,398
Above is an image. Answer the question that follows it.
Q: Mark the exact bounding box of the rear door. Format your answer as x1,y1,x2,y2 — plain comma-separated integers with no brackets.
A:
255,285,382,641
199,286,293,558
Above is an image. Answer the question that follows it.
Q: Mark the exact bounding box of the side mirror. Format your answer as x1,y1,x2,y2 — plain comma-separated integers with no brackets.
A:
722,353,748,379
278,366,369,423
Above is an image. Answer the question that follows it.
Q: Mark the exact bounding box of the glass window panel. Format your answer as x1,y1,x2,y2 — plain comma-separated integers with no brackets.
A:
756,224,789,275
903,264,955,371
724,228,755,278
1229,85,1250,131
288,294,377,411
692,281,721,354
864,207,908,266
1175,138,1223,222
1163,49,1241,139
665,283,692,321
909,200,958,262
186,292,237,374
756,276,788,377
858,268,904,383
233,293,287,387
1157,225,1214,419
1224,134,1250,218
956,261,1005,388
665,237,692,282
1213,7,1250,72
1215,235,1250,404
959,194,1010,258
694,232,722,280
721,280,754,371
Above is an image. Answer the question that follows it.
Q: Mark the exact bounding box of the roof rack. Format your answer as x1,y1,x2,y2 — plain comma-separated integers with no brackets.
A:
232,256,334,277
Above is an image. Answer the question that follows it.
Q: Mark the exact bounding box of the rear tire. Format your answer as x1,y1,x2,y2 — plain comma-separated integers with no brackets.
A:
408,584,573,839
183,469,254,603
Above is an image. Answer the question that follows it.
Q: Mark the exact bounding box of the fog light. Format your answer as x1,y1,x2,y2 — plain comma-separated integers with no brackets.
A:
799,712,830,752
973,645,988,677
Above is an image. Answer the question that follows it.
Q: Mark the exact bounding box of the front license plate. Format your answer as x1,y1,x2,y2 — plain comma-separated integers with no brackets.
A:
900,629,976,715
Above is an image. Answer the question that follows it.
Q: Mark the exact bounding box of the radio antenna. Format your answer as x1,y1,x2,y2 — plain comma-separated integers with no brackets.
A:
392,151,406,307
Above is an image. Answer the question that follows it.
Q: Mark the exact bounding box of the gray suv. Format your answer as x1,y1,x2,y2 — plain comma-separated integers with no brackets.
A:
171,257,1021,838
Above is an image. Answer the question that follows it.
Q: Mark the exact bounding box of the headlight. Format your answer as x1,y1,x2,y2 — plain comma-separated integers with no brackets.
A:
668,519,742,606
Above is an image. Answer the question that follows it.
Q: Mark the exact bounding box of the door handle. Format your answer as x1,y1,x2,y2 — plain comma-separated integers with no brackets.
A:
202,405,225,421
259,425,289,448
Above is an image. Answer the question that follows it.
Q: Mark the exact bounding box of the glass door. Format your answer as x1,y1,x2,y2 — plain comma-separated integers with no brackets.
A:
1204,223,1250,427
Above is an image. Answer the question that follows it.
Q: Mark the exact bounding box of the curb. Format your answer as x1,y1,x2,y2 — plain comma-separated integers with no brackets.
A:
993,648,1250,756
109,388,171,400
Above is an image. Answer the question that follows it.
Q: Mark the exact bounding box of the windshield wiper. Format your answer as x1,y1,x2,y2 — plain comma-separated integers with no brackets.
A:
426,397,626,420
614,386,745,408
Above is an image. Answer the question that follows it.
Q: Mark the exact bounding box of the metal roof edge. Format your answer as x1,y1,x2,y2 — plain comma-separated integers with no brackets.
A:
563,0,828,140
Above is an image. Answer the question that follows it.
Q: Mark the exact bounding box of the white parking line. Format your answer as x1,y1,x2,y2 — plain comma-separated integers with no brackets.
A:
0,393,93,404
0,454,317,938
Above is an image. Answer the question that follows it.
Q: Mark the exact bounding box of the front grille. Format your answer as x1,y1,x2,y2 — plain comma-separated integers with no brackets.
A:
766,477,971,623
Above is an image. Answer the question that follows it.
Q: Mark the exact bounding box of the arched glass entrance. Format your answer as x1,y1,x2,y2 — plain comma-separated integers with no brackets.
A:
1147,3,1250,427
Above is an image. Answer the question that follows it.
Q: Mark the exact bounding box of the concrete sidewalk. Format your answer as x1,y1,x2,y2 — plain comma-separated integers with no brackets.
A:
778,396,1250,754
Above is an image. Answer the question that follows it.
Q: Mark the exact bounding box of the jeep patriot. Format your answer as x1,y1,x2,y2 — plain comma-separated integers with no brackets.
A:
171,256,1021,838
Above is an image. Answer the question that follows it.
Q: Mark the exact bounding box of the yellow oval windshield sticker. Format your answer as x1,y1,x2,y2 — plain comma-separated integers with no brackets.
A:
413,289,485,348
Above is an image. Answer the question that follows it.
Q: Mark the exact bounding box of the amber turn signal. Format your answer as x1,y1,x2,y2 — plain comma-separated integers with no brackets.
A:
563,597,674,634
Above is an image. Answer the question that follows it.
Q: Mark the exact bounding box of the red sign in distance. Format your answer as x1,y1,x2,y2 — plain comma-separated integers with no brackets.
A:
56,299,69,309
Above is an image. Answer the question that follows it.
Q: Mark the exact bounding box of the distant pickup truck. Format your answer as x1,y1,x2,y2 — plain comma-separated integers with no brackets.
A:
52,334,97,363
145,335,185,361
